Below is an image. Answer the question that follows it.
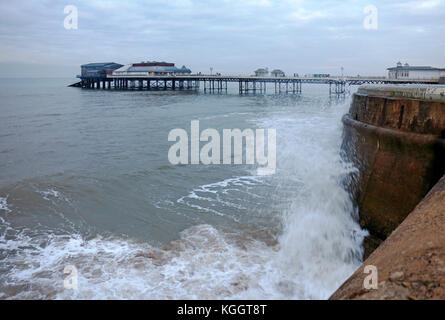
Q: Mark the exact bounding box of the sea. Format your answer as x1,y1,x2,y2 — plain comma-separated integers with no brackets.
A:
0,78,367,299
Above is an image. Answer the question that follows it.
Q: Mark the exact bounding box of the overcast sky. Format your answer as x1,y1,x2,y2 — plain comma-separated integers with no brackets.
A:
0,0,444,77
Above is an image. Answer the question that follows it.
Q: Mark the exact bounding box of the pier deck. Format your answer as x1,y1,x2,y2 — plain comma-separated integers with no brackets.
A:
74,75,440,95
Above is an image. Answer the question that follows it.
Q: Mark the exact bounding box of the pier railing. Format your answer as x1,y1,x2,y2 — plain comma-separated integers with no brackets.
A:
73,74,440,95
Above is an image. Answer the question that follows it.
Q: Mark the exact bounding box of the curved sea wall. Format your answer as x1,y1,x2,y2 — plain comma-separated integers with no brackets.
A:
331,85,445,299
341,86,445,255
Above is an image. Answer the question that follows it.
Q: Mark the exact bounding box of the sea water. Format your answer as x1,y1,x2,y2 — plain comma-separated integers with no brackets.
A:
0,78,367,299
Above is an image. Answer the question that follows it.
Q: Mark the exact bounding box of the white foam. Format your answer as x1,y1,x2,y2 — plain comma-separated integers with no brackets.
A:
0,225,272,299
39,189,61,201
0,196,11,213
177,175,263,215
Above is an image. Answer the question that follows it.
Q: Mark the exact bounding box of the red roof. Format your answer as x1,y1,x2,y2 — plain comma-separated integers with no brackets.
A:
133,62,175,67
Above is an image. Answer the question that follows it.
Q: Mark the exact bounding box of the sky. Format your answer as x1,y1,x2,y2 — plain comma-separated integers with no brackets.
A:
0,0,444,77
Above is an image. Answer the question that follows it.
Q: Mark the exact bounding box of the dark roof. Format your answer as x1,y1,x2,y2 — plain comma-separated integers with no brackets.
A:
387,66,444,71
114,64,192,74
133,62,175,67
81,62,123,68
128,66,191,73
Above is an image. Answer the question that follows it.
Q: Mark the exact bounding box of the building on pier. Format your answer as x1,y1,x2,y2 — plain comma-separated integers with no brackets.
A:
271,69,285,77
387,62,445,80
72,60,440,93
112,61,192,77
254,68,269,76
79,62,123,78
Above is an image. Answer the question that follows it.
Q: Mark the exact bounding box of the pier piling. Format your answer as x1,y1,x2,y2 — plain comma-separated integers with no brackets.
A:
75,75,438,95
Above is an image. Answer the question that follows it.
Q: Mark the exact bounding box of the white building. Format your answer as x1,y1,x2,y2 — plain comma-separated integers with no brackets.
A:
271,69,285,77
254,68,269,76
387,62,445,80
112,61,191,77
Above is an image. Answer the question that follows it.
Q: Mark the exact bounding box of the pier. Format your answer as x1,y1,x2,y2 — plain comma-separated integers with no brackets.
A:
72,75,440,95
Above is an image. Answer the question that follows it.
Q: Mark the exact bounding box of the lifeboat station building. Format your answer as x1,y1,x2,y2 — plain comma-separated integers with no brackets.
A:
80,62,123,78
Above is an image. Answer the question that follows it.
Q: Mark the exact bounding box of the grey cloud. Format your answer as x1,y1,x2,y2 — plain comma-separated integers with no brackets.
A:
0,0,444,77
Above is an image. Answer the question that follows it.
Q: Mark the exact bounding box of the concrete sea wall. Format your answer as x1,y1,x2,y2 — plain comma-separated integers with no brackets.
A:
342,86,445,255
331,85,445,299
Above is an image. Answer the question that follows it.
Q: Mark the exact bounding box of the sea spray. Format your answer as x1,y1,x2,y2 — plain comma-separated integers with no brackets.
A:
255,98,367,298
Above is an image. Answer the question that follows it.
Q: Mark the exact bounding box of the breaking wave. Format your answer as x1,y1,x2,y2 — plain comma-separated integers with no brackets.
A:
0,96,367,300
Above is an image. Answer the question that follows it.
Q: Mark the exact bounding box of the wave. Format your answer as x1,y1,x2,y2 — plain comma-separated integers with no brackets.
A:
0,95,367,300
0,196,11,213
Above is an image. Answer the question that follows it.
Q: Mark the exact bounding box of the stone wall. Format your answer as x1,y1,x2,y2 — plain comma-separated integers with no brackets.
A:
330,174,445,299
342,86,445,256
331,85,445,299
